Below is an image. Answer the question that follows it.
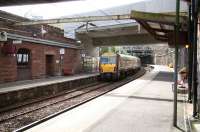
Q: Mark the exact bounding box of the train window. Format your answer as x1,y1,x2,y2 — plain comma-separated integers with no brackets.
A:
100,57,116,64
100,57,108,64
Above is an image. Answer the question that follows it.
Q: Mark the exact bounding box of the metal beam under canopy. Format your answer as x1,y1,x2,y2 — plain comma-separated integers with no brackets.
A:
130,10,188,45
15,15,131,26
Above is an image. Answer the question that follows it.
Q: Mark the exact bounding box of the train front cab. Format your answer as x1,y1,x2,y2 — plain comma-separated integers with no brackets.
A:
99,55,119,81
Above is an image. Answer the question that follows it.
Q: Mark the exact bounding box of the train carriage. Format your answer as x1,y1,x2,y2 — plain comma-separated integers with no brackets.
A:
99,52,141,80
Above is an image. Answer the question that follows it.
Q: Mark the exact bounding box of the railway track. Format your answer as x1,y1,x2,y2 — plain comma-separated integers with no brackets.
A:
0,82,111,123
0,68,146,132
0,81,101,113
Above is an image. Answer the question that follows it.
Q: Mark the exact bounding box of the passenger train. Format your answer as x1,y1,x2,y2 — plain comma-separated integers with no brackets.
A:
99,52,141,80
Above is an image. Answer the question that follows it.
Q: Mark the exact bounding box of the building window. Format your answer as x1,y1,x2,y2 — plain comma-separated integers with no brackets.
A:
17,48,30,65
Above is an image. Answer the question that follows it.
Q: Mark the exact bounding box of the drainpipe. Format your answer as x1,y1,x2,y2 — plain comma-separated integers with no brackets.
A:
173,0,180,127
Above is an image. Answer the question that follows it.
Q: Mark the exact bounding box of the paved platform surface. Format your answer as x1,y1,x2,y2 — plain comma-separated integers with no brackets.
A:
0,73,99,93
25,65,182,132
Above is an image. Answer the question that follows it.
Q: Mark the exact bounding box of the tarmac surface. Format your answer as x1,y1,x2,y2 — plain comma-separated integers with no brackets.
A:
25,65,183,132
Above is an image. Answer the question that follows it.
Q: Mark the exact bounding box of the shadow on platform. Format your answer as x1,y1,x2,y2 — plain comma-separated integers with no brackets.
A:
153,71,174,82
106,94,184,103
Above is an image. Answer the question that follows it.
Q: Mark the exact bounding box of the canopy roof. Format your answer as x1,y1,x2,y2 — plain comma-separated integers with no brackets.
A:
0,0,189,46
0,0,77,7
130,10,188,46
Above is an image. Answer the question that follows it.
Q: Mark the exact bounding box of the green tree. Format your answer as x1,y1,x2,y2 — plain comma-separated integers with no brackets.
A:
100,46,116,54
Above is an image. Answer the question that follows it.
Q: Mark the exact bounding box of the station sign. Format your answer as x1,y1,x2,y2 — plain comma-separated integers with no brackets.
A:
81,54,85,57
60,48,65,55
13,40,22,44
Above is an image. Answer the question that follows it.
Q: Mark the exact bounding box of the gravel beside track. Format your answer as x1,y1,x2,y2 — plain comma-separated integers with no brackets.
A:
0,68,146,132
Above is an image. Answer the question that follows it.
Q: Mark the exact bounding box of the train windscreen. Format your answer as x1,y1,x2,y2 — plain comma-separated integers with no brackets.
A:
100,56,116,64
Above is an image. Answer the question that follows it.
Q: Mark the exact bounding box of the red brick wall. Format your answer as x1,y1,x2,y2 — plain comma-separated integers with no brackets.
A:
0,24,76,45
0,13,81,83
0,43,17,83
63,48,81,74
17,43,47,79
0,42,81,83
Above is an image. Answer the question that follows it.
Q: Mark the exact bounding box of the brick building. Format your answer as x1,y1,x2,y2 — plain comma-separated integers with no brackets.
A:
0,10,81,83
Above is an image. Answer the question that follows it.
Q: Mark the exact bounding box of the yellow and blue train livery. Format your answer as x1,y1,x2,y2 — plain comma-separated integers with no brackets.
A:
99,52,141,80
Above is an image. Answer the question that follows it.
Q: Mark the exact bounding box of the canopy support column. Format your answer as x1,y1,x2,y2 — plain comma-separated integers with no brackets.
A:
173,0,180,127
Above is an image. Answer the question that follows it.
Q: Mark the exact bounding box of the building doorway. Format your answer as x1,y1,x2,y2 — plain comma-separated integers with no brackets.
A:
17,48,31,80
46,55,54,76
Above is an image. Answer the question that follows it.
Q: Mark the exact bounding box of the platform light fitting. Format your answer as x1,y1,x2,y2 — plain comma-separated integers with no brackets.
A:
185,44,189,48
0,31,7,41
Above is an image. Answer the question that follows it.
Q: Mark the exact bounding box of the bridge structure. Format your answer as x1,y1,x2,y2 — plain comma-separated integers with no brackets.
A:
75,22,163,57
6,0,187,58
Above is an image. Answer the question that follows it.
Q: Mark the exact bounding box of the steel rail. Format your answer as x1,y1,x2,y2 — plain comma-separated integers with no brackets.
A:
0,82,110,123
0,82,100,113
15,68,146,132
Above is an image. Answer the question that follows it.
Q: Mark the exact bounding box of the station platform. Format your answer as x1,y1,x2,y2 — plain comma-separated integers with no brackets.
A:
0,73,99,93
0,73,99,109
25,65,183,132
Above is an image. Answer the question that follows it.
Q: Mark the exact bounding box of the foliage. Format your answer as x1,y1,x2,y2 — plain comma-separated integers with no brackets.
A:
100,46,128,55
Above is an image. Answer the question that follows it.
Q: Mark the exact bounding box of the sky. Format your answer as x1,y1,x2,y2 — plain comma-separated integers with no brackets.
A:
0,0,146,19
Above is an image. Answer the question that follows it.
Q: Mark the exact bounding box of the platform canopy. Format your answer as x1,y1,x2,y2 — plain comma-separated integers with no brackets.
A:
0,0,78,7
182,0,191,2
0,0,189,46
130,10,189,47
